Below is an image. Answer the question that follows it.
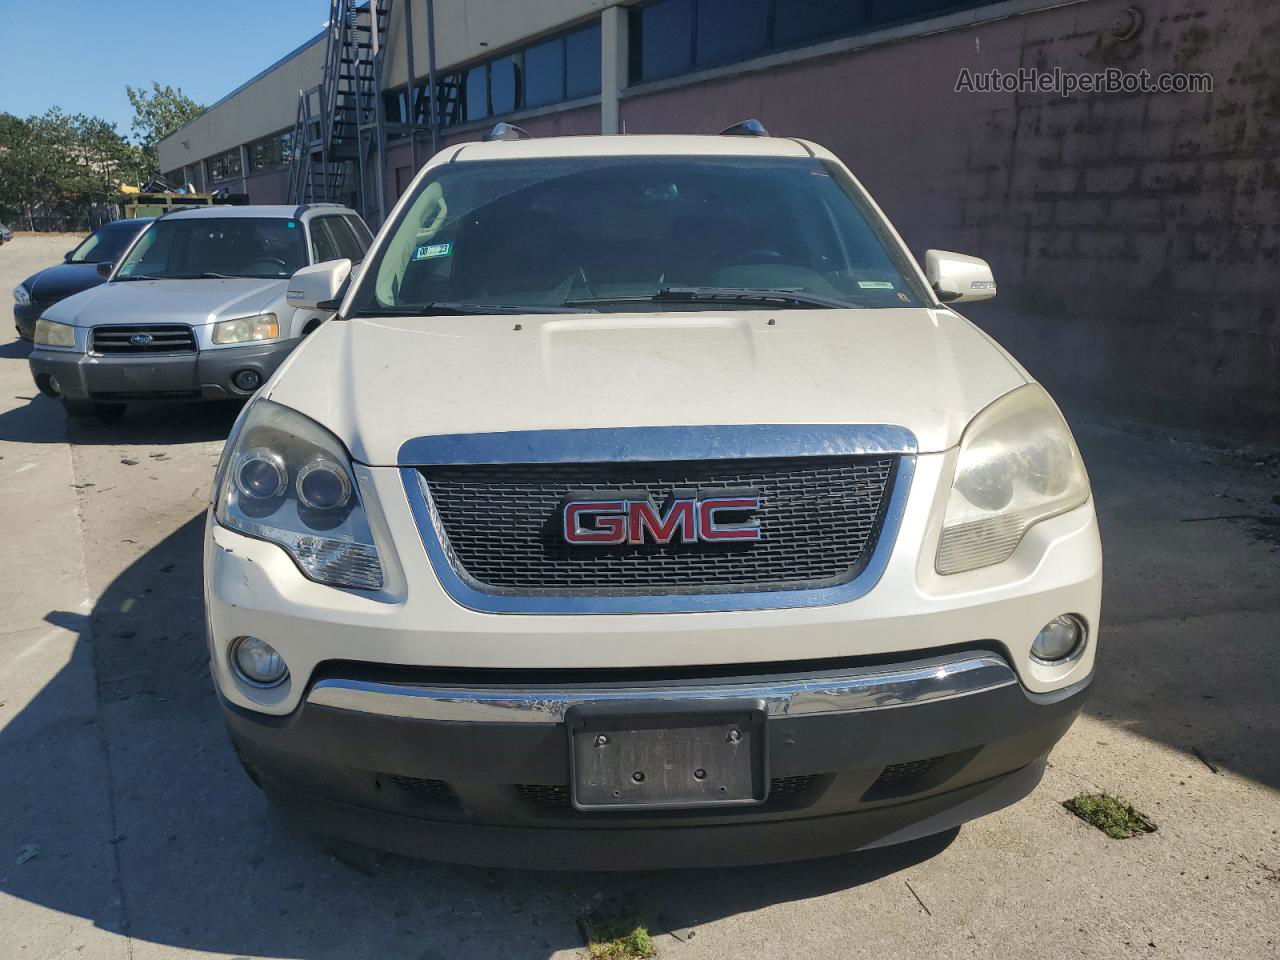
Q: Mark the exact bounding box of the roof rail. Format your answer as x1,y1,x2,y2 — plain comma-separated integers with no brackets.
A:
294,202,344,218
719,118,770,137
485,121,533,142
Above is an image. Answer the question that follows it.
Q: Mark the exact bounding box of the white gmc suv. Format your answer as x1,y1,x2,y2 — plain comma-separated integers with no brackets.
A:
205,123,1101,869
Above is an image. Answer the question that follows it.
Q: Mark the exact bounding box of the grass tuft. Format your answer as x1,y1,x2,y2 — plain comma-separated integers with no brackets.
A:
1063,791,1157,839
579,907,657,960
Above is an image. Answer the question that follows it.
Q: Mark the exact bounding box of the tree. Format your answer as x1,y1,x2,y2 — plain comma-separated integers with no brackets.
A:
0,109,143,229
126,81,203,178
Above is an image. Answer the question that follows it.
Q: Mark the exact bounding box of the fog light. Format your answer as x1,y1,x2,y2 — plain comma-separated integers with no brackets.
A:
1031,614,1086,664
48,375,62,395
231,636,288,687
233,369,261,391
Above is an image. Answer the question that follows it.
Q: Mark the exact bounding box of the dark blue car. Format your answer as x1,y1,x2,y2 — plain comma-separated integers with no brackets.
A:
13,218,152,340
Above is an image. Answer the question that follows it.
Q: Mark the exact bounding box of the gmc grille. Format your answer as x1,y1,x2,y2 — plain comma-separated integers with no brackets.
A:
418,455,897,595
91,325,196,354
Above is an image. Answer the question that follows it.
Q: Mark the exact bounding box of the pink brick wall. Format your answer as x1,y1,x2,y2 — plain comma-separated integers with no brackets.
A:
621,0,1280,443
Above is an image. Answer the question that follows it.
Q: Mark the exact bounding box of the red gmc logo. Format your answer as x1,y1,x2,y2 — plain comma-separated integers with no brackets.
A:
563,496,762,545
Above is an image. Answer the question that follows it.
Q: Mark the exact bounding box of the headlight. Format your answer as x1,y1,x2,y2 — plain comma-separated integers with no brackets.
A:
14,284,30,305
34,318,76,348
937,384,1090,575
214,399,384,590
212,313,280,344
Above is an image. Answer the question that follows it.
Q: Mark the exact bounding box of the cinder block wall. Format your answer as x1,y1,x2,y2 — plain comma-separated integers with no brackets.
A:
620,0,1280,445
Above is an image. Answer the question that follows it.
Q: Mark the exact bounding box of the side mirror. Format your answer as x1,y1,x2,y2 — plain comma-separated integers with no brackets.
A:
95,261,115,279
287,258,351,310
65,250,76,262
924,250,996,304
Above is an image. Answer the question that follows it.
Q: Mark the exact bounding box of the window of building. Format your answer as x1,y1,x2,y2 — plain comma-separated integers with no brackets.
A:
695,0,769,67
389,20,602,132
565,23,602,99
523,36,564,108
774,1,868,48
206,147,242,183
490,55,520,116
630,0,1004,83
247,130,293,172
631,0,694,82
464,65,489,123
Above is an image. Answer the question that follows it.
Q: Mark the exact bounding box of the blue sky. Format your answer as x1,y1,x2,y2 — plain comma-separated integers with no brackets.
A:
0,0,326,139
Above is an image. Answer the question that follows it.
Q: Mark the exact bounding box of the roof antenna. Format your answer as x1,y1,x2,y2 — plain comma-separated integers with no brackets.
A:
719,118,769,137
486,121,533,141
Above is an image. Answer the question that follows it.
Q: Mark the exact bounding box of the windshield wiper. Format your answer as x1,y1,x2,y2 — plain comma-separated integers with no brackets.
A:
353,302,578,318
563,286,862,310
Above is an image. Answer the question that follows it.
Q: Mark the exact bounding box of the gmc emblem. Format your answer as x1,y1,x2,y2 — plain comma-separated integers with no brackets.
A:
563,496,762,545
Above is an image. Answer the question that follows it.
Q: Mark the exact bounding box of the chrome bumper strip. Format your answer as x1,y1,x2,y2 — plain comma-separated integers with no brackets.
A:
306,654,1017,725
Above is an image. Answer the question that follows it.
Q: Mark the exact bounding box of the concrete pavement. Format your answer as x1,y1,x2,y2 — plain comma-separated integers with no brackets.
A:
0,233,1276,959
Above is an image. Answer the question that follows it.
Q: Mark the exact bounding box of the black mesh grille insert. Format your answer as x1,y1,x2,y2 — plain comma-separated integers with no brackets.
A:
386,774,454,802
873,756,945,788
92,324,196,354
419,455,897,595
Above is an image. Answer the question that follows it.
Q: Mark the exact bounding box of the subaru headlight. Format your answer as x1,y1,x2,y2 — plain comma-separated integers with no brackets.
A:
212,313,280,344
14,284,30,305
34,318,77,348
937,384,1090,575
214,399,383,590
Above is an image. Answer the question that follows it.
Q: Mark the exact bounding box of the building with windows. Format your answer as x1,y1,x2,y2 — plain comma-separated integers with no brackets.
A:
158,0,1280,444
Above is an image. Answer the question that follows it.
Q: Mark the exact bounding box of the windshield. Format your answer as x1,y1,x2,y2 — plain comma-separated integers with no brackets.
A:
114,217,307,280
69,221,145,264
350,155,930,316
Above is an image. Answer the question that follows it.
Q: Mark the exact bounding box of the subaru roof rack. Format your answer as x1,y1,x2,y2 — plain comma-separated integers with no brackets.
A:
486,121,533,142
719,118,770,137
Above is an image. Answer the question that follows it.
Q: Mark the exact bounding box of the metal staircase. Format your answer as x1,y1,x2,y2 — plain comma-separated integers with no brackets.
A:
288,0,390,223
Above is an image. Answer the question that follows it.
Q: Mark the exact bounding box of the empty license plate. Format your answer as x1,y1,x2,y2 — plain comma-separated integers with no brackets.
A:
568,703,767,811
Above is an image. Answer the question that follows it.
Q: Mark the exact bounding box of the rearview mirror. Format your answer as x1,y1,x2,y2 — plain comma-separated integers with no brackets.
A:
924,250,996,304
287,258,351,310
95,261,114,279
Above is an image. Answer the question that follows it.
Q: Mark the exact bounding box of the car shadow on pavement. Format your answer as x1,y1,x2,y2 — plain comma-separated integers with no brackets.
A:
1,512,960,959
0,391,242,446
1072,424,1280,792
0,338,32,359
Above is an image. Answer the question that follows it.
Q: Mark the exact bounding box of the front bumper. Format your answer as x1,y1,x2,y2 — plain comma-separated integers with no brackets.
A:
224,655,1091,869
14,302,40,340
29,338,300,402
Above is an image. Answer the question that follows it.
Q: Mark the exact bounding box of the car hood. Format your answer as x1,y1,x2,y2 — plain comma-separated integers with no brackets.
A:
22,263,105,304
266,308,1027,463
43,277,286,327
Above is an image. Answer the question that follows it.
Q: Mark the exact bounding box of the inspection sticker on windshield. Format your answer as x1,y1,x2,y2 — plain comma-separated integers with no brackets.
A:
858,280,895,290
413,242,452,261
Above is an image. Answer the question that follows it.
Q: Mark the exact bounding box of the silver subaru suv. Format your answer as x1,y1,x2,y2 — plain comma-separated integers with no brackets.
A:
28,204,371,423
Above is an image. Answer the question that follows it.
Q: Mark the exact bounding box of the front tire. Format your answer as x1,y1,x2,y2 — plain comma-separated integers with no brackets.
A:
64,399,127,424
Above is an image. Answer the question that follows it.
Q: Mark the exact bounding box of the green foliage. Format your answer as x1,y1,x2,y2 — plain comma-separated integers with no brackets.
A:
1063,792,1157,839
0,108,143,228
579,908,657,960
126,82,203,177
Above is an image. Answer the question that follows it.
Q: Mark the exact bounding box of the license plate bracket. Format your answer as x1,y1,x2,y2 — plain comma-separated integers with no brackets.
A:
567,700,768,811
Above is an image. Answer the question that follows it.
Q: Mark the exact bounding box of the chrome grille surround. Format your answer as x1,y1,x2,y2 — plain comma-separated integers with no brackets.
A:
398,425,917,615
91,324,196,354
